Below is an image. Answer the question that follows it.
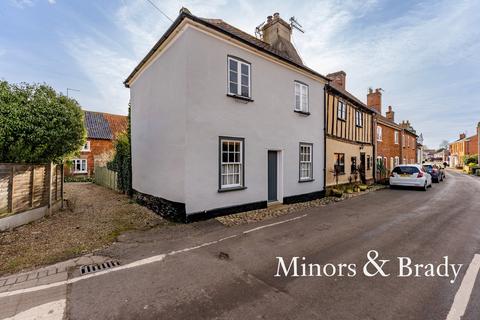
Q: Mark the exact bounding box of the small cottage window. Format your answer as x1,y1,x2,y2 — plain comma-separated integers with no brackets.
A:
351,156,357,173
73,159,87,173
394,131,399,144
219,137,244,190
294,82,309,113
299,143,313,181
81,141,90,152
337,101,346,120
228,57,251,98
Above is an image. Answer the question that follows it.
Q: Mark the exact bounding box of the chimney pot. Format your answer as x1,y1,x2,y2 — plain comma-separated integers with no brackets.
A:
367,87,382,114
267,15,272,22
273,12,279,19
386,105,394,121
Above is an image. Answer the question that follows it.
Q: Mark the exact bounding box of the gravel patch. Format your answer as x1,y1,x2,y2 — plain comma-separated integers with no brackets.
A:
0,183,168,277
216,184,387,227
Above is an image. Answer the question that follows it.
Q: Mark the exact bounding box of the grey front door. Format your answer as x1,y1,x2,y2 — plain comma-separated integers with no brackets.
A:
268,151,277,202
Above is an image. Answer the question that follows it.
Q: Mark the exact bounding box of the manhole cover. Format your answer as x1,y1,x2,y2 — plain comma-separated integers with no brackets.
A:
80,261,120,275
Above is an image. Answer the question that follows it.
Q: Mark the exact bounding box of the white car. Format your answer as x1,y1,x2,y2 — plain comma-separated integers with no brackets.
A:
389,164,432,191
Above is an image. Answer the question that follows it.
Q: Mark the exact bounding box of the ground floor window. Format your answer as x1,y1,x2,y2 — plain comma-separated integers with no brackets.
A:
299,143,313,180
72,159,87,173
334,153,345,174
395,156,400,166
219,137,244,190
367,155,371,170
351,156,357,173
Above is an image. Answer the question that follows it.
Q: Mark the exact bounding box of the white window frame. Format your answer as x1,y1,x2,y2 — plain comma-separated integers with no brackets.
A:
394,131,399,144
377,126,383,141
337,100,346,120
72,159,87,173
294,81,309,113
227,56,251,98
299,143,313,181
219,137,244,190
355,110,363,127
81,140,91,152
394,156,400,166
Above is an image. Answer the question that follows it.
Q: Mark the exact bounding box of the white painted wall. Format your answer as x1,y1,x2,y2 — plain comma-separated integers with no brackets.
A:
130,24,326,215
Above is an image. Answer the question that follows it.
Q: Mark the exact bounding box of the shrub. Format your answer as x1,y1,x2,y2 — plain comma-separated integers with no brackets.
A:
0,81,85,163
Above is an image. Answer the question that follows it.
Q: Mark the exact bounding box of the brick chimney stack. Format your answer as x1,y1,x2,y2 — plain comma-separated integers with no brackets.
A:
367,88,382,114
460,133,466,140
327,71,346,89
386,105,395,122
260,13,302,65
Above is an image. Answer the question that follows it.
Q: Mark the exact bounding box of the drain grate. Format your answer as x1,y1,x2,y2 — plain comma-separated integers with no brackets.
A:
80,261,120,275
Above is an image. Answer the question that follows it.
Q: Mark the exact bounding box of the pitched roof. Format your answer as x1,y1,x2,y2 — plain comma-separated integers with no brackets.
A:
84,111,128,140
327,83,375,113
124,10,329,86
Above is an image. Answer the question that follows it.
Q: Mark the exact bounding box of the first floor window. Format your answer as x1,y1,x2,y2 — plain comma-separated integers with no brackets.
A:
299,143,313,180
337,100,346,120
73,159,87,173
334,153,345,174
228,56,251,98
355,110,363,127
219,137,244,189
394,131,399,144
81,141,90,152
294,81,309,112
377,126,383,141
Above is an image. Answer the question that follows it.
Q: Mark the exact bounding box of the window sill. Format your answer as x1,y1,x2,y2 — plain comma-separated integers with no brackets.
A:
337,118,346,122
218,186,247,193
226,94,254,102
298,178,315,183
294,110,310,116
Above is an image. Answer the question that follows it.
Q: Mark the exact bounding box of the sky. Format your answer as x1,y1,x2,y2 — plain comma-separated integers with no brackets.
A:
1,0,479,149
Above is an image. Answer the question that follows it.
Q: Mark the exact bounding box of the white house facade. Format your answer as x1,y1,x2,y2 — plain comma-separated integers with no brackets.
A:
125,10,327,222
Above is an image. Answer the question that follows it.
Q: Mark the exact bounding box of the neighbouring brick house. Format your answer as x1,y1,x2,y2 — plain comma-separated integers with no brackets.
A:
399,120,418,165
67,111,128,176
449,126,479,168
368,88,418,179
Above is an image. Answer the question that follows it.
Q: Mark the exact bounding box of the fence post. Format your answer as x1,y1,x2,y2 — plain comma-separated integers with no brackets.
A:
61,163,65,210
7,165,14,213
47,162,53,215
30,165,35,207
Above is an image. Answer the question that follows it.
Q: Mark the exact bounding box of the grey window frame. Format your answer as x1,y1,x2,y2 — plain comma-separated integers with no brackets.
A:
218,136,246,192
299,142,314,182
337,100,347,121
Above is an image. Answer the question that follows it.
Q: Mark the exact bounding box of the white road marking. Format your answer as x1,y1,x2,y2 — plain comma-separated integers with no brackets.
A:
243,214,308,234
0,214,307,299
4,299,65,320
446,254,480,320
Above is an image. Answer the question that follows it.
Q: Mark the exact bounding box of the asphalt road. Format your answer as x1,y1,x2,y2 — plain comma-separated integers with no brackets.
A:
34,170,480,319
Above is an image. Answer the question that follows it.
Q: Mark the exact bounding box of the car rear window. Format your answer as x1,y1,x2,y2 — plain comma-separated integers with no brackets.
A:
393,166,419,174
422,165,433,172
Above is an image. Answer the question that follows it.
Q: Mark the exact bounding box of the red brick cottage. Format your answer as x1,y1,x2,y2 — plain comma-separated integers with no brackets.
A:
67,111,128,176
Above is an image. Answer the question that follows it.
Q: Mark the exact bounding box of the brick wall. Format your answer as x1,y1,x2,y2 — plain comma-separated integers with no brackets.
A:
376,122,401,171
402,131,417,164
65,139,114,176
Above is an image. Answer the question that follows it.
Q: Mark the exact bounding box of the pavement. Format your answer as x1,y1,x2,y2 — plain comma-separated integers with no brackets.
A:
1,169,480,319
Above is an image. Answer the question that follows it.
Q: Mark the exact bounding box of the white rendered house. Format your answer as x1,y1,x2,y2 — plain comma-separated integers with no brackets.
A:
125,9,328,222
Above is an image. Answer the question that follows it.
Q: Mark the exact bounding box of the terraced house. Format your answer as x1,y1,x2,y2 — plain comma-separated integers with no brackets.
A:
325,71,375,187
125,9,328,222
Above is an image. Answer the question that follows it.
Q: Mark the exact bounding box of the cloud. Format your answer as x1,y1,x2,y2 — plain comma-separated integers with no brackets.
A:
48,0,56,4
10,0,34,8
